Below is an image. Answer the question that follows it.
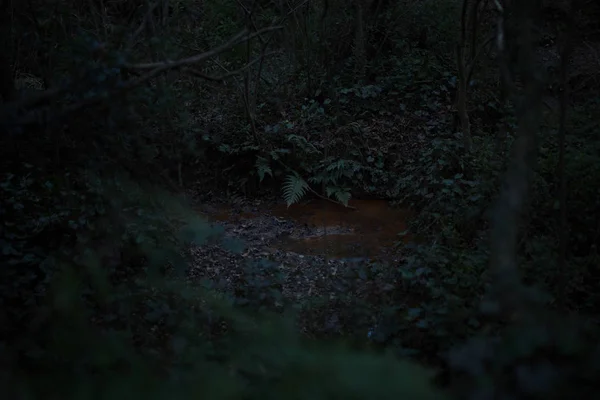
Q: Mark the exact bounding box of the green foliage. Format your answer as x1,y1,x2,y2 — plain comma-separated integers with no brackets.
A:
255,156,273,182
282,173,309,206
4,0,600,399
524,96,600,309
232,259,285,310
389,133,500,244
326,186,352,206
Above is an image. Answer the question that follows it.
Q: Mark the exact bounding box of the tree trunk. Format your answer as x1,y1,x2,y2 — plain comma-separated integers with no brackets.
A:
456,45,472,151
0,54,16,103
353,0,366,78
0,0,16,102
488,0,544,319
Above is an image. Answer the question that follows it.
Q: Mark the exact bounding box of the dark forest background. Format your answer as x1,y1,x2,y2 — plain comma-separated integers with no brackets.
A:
2,0,600,398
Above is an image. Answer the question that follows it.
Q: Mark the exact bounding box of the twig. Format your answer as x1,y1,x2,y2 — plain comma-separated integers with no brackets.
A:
235,0,265,43
126,1,160,49
556,0,576,300
0,87,63,120
3,26,282,126
182,51,280,81
307,185,357,210
466,34,495,84
124,26,282,71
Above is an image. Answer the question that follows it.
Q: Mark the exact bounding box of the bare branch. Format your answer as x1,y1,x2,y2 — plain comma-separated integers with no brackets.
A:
466,34,495,84
126,1,160,49
469,0,484,61
183,51,280,82
556,0,576,299
124,26,282,71
1,25,282,127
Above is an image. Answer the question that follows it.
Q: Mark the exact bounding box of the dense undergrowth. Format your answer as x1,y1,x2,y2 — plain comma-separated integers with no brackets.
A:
2,0,600,398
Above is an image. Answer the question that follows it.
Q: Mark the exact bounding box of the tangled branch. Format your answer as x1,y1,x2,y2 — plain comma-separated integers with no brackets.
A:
1,25,282,128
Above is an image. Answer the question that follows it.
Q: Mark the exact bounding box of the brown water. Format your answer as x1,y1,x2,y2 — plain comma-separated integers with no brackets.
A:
272,199,410,259
203,199,410,259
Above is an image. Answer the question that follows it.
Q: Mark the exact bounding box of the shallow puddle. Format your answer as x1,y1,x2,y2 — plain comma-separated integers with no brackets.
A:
272,199,410,259
202,198,410,259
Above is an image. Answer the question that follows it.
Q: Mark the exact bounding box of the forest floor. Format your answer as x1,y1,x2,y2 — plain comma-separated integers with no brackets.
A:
186,193,405,307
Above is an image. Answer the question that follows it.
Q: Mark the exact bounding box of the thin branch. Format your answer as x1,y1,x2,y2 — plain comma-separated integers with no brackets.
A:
235,0,265,44
1,86,63,113
469,0,484,61
556,0,576,300
3,25,281,127
124,26,282,71
307,184,357,210
6,66,166,126
285,0,311,19
460,0,469,44
182,51,280,81
467,34,495,84
126,1,160,49
254,32,276,95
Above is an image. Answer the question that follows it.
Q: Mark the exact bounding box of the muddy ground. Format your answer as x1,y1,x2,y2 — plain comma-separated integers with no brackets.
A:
186,195,405,303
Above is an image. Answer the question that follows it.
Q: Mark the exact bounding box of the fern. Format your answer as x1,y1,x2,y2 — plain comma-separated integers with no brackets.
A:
334,190,351,206
286,134,321,155
282,174,309,207
255,156,273,182
308,175,325,184
269,148,290,160
326,159,347,172
326,186,351,206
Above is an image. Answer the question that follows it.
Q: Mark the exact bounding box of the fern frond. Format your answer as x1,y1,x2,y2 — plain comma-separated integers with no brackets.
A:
326,159,346,172
326,186,351,207
286,134,321,155
308,175,324,184
334,190,351,206
282,174,309,207
325,186,337,197
269,148,290,160
255,157,273,182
